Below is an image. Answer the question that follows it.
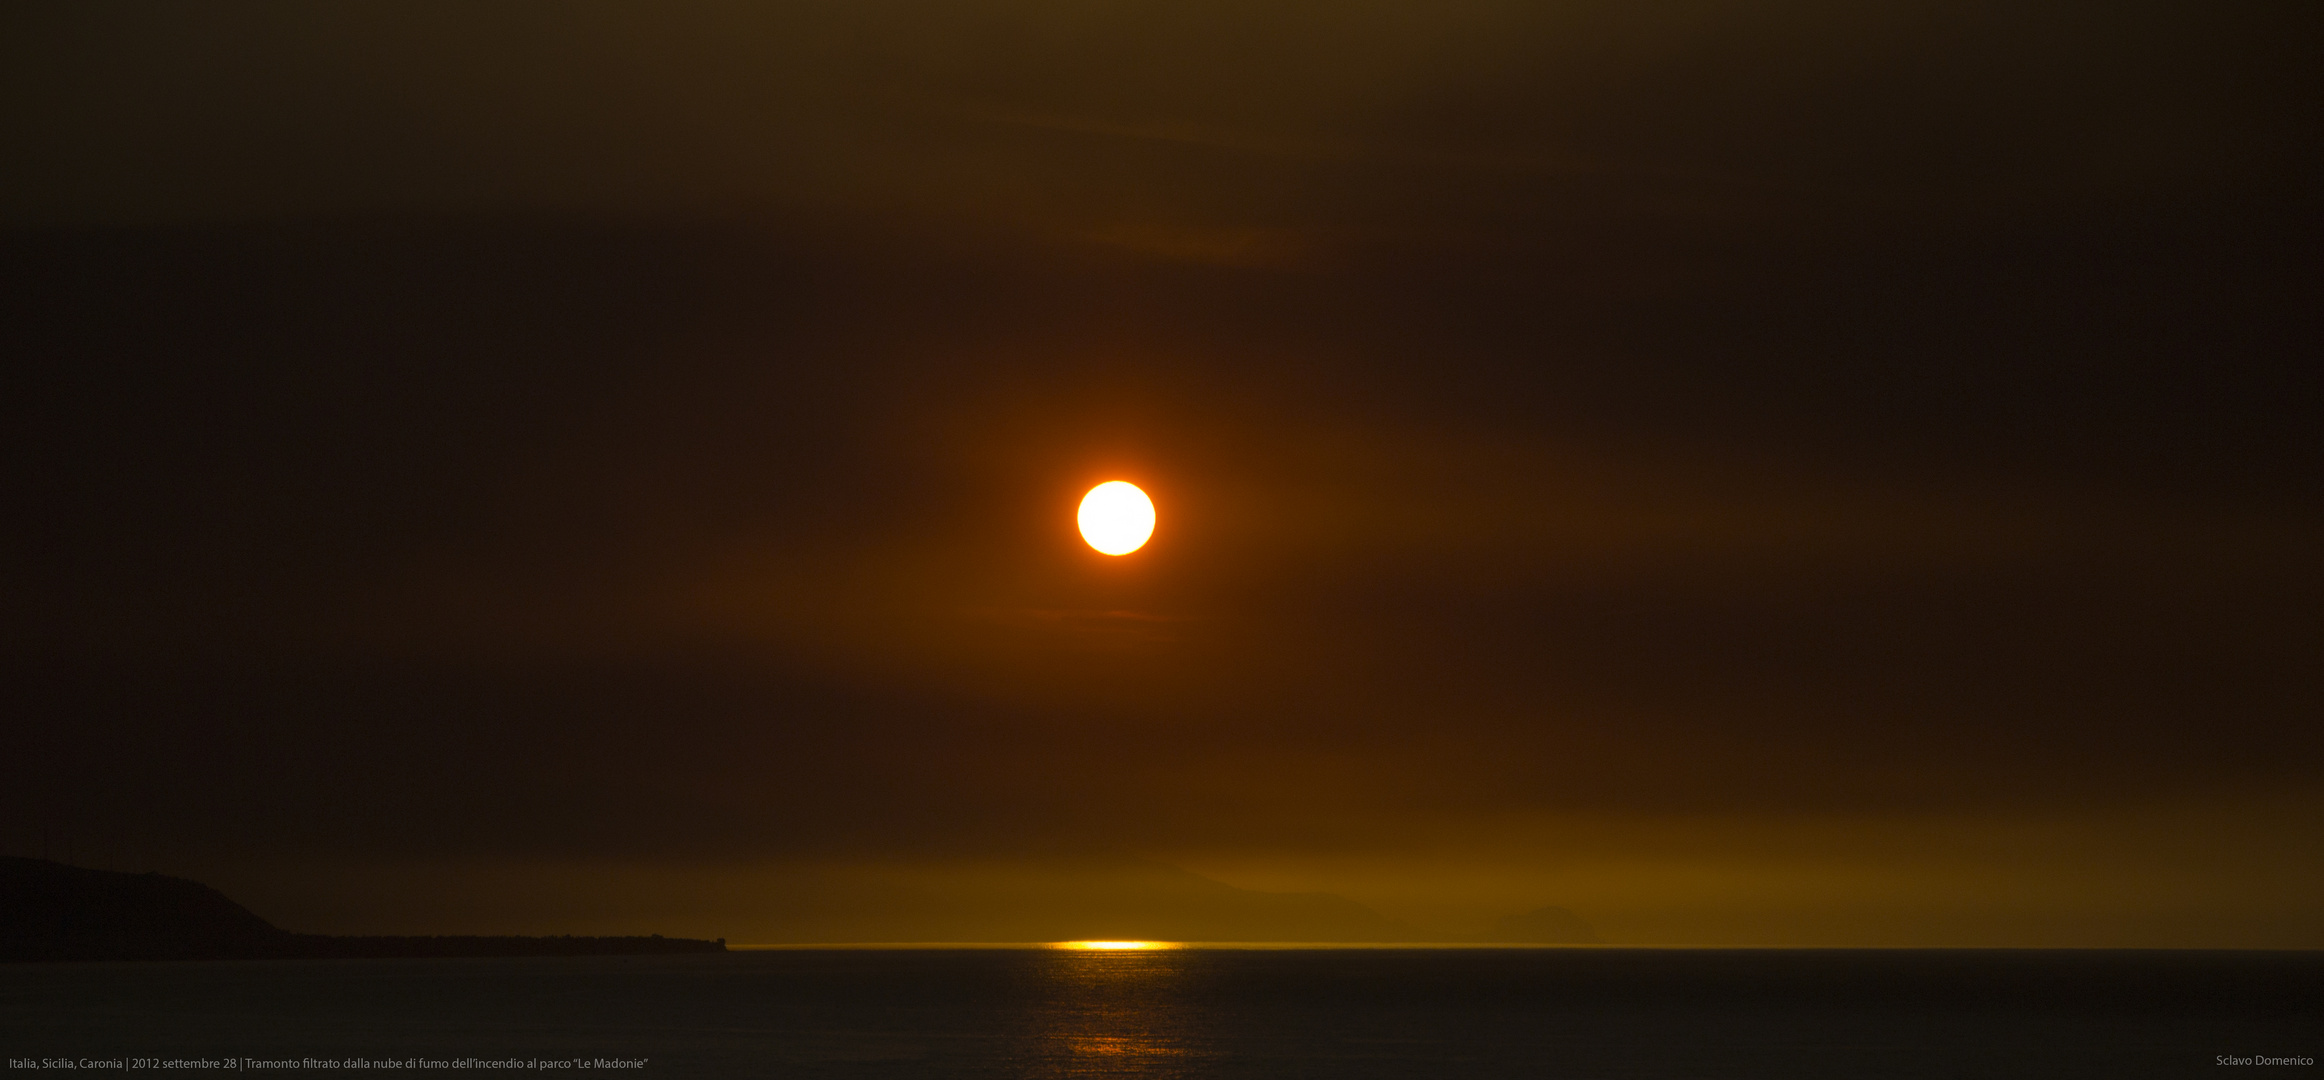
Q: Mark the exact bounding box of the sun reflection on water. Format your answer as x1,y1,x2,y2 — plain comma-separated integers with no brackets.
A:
1062,1034,1180,1060
1033,941,1203,1075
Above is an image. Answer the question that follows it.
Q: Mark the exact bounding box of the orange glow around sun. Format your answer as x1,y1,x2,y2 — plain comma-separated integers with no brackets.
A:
1056,940,1175,950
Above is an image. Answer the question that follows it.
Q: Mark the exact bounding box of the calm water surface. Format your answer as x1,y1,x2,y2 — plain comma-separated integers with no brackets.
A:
2,948,2316,1078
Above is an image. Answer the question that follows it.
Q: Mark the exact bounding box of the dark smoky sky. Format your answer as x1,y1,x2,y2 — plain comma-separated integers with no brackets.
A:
2,2,2319,940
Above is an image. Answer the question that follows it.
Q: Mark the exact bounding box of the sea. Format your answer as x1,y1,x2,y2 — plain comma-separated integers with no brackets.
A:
2,947,2316,1078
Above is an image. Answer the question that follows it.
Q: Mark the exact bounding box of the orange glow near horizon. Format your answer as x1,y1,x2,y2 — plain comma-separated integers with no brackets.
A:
1055,940,1176,950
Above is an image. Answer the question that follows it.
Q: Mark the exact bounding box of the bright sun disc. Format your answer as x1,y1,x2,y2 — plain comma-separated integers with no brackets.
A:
1077,481,1155,555
1057,940,1173,950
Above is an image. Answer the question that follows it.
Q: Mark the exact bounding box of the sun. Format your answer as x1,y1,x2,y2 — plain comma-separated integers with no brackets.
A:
1077,481,1155,556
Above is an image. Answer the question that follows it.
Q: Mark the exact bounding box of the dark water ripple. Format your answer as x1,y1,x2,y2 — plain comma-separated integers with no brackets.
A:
2,948,2316,1078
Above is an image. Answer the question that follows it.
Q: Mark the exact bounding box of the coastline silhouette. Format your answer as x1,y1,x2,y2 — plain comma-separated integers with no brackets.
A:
2,856,1607,955
0,857,725,962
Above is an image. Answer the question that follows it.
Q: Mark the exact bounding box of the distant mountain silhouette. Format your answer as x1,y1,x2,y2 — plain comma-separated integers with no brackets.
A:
1485,905,1604,944
0,858,724,962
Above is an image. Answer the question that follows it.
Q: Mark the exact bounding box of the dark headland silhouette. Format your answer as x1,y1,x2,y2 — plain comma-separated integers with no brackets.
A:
2,856,1603,956
0,857,725,962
